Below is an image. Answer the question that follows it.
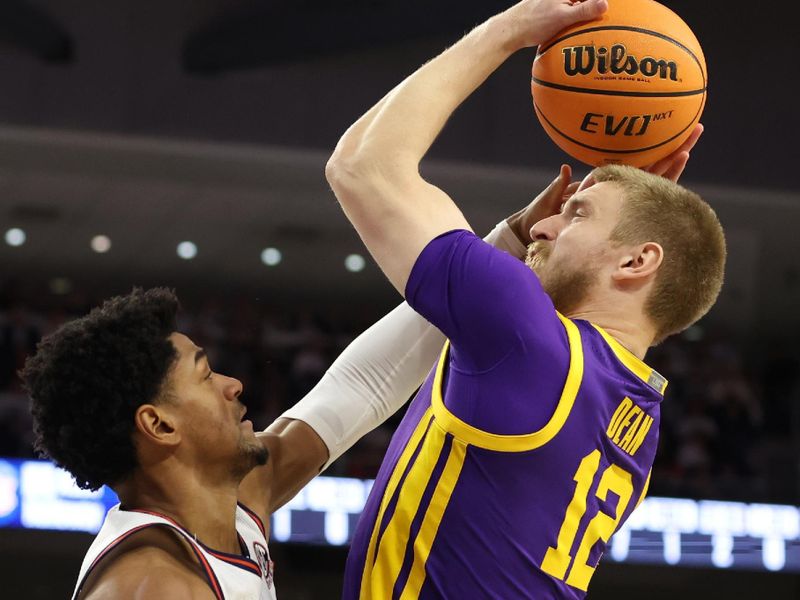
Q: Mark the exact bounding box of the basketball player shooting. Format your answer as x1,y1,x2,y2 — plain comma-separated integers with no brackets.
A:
326,0,726,597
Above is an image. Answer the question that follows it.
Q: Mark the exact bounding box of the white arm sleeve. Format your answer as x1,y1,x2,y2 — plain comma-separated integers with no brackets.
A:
279,220,527,470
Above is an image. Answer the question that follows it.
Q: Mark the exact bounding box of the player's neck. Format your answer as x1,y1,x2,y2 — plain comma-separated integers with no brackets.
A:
115,468,242,554
566,305,654,360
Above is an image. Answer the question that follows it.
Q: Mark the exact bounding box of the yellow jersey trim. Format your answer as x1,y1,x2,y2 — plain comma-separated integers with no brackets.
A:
369,419,449,597
399,432,467,599
429,313,584,452
360,407,434,599
590,324,668,395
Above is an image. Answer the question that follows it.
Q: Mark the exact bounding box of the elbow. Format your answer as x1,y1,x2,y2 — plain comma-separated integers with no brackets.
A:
326,123,365,186
324,148,356,193
325,133,419,210
326,148,416,198
325,139,377,188
325,146,382,208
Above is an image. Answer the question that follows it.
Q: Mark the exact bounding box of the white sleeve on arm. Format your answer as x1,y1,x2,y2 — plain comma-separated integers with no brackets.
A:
279,220,525,470
485,219,528,258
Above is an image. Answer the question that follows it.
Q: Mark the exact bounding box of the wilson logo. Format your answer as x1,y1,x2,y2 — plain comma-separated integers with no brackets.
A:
562,44,678,81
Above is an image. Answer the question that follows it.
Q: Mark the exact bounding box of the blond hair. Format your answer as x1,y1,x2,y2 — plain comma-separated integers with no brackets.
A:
593,165,726,344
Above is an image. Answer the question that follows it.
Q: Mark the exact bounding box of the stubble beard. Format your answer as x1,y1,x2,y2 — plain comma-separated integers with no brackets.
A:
525,242,597,316
231,432,269,480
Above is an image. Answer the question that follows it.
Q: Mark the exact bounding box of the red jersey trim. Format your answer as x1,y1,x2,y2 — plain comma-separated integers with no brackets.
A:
127,507,263,578
237,501,267,538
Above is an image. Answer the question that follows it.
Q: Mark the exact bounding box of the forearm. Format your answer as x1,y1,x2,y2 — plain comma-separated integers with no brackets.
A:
324,17,523,291
329,84,399,163
280,302,442,471
330,0,607,175
334,18,518,172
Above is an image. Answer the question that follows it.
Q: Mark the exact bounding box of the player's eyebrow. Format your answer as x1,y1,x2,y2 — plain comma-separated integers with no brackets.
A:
561,196,592,213
193,348,207,369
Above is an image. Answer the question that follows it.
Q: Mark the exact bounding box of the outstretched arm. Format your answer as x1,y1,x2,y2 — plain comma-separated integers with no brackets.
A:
326,0,608,294
236,222,528,515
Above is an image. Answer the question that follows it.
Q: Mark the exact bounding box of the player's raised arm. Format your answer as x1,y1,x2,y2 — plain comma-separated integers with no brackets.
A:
325,0,608,294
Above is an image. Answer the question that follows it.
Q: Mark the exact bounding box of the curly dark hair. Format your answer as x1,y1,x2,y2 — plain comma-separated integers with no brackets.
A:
21,287,179,491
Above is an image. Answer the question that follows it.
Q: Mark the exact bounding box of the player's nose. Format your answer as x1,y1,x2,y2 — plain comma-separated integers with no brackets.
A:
222,375,243,400
530,214,561,242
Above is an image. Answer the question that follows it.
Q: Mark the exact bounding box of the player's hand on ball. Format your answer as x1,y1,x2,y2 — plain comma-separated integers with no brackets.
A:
506,164,580,246
500,0,608,50
576,123,705,192
644,123,704,182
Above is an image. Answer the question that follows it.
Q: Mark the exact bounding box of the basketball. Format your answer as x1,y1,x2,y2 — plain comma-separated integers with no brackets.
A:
531,0,706,167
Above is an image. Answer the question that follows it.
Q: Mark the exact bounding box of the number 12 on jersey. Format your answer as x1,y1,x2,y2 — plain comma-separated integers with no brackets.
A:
540,450,634,591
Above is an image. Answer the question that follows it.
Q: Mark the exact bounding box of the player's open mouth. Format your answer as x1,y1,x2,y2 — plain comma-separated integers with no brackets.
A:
238,406,254,429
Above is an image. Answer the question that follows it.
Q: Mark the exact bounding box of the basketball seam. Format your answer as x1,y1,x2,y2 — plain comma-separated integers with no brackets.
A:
536,25,706,84
531,78,706,98
532,95,705,155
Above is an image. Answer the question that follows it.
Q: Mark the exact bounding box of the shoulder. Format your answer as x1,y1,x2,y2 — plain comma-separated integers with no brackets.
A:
80,526,214,600
407,228,540,300
406,229,565,367
412,229,516,268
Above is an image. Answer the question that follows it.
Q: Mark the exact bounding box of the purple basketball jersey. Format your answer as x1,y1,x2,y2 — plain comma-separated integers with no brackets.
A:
343,231,666,599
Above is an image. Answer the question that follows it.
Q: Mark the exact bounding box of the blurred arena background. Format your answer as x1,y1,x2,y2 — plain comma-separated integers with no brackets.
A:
1,0,799,597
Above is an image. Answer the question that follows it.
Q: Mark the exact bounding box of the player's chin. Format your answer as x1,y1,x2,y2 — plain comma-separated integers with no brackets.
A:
525,255,546,276
239,436,269,468
250,442,269,467
239,425,259,446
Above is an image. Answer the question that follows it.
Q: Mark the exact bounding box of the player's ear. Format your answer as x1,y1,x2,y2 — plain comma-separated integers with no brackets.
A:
613,242,663,284
134,403,181,447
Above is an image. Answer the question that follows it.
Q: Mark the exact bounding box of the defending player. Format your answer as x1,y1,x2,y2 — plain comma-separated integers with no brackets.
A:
326,0,726,597
21,205,534,599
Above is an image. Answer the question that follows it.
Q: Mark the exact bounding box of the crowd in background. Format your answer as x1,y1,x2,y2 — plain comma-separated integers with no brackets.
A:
1,288,798,504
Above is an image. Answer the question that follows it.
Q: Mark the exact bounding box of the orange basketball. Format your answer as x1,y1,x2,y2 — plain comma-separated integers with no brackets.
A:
531,0,706,167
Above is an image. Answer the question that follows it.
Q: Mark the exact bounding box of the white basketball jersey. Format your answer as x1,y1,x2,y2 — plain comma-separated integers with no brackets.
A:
72,503,277,600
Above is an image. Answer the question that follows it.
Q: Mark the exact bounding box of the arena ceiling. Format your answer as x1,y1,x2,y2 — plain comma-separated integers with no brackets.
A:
0,0,798,334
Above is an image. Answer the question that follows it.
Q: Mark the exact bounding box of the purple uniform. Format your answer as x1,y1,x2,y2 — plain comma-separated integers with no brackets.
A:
343,230,667,599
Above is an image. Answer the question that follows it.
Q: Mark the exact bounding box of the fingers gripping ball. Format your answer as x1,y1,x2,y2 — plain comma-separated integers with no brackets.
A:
531,0,706,167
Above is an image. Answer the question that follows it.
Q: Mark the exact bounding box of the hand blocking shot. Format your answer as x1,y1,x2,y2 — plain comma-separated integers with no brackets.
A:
326,0,726,597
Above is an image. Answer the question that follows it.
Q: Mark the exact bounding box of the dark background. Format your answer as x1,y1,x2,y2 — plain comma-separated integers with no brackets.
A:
0,0,796,187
